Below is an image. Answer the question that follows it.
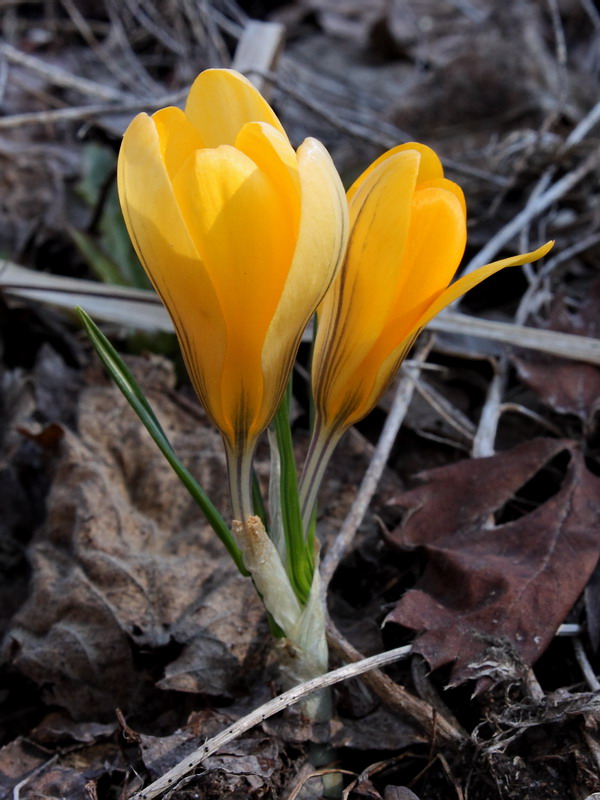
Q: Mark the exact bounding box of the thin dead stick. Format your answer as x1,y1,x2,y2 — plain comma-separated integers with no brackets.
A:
320,339,432,590
463,145,600,273
326,619,466,746
515,231,600,324
579,0,600,30
466,137,600,455
60,0,151,97
461,95,600,280
0,42,132,102
0,91,188,129
129,644,414,800
0,23,284,130
429,311,600,365
265,67,507,187
413,378,476,441
4,263,600,363
13,756,58,800
287,768,357,800
566,97,600,146
471,357,507,458
573,638,600,692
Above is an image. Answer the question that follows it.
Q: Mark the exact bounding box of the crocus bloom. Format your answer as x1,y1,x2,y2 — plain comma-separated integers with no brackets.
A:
300,142,552,524
117,69,348,519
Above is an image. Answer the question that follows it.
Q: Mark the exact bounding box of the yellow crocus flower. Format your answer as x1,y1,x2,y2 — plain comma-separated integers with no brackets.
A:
301,142,553,524
117,69,348,519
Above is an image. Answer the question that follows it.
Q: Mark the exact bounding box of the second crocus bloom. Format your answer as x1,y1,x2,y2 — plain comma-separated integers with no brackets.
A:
117,69,348,520
300,143,552,525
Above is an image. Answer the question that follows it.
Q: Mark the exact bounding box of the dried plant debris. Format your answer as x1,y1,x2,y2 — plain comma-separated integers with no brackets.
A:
2,357,267,719
140,725,282,798
385,438,600,684
0,343,82,637
513,280,600,427
0,715,125,800
263,696,423,752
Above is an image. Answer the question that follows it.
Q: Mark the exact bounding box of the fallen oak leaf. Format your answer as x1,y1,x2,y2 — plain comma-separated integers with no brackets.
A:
384,438,600,685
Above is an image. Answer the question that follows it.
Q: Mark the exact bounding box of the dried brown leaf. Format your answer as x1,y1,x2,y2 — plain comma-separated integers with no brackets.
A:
513,282,600,424
140,724,280,796
263,701,422,750
385,438,600,684
0,732,122,800
0,736,46,799
3,357,265,718
0,348,80,635
14,765,92,800
30,712,116,746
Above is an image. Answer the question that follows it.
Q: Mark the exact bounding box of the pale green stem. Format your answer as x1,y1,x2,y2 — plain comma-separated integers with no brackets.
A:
224,438,255,524
299,420,343,534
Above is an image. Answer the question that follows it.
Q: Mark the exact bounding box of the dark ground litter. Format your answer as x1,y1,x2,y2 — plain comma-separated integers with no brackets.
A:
1,1,600,798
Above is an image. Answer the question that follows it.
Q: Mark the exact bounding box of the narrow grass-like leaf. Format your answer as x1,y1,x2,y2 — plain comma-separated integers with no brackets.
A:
273,380,313,604
77,307,248,576
70,227,127,287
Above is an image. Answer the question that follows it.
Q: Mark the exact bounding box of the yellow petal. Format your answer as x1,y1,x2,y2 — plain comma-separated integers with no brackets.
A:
355,240,555,427
418,176,467,217
412,240,555,334
185,68,286,147
313,149,421,410
172,144,296,441
235,121,301,237
152,106,206,182
347,142,444,203
260,137,349,419
117,112,227,428
333,331,419,430
386,180,467,336
358,332,421,423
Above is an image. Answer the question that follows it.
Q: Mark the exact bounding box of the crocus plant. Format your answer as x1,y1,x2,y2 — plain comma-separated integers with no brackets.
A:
79,68,552,721
116,68,348,524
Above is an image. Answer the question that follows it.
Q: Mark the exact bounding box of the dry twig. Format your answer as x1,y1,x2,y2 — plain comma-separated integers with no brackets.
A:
464,144,600,273
326,619,466,748
0,41,133,101
129,644,415,800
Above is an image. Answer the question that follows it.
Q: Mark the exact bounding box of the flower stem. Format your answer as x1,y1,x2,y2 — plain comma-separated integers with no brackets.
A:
225,438,255,524
299,421,342,534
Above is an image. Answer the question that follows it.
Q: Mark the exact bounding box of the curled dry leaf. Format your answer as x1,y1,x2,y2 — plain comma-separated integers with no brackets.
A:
385,438,600,684
513,281,600,425
2,356,266,719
